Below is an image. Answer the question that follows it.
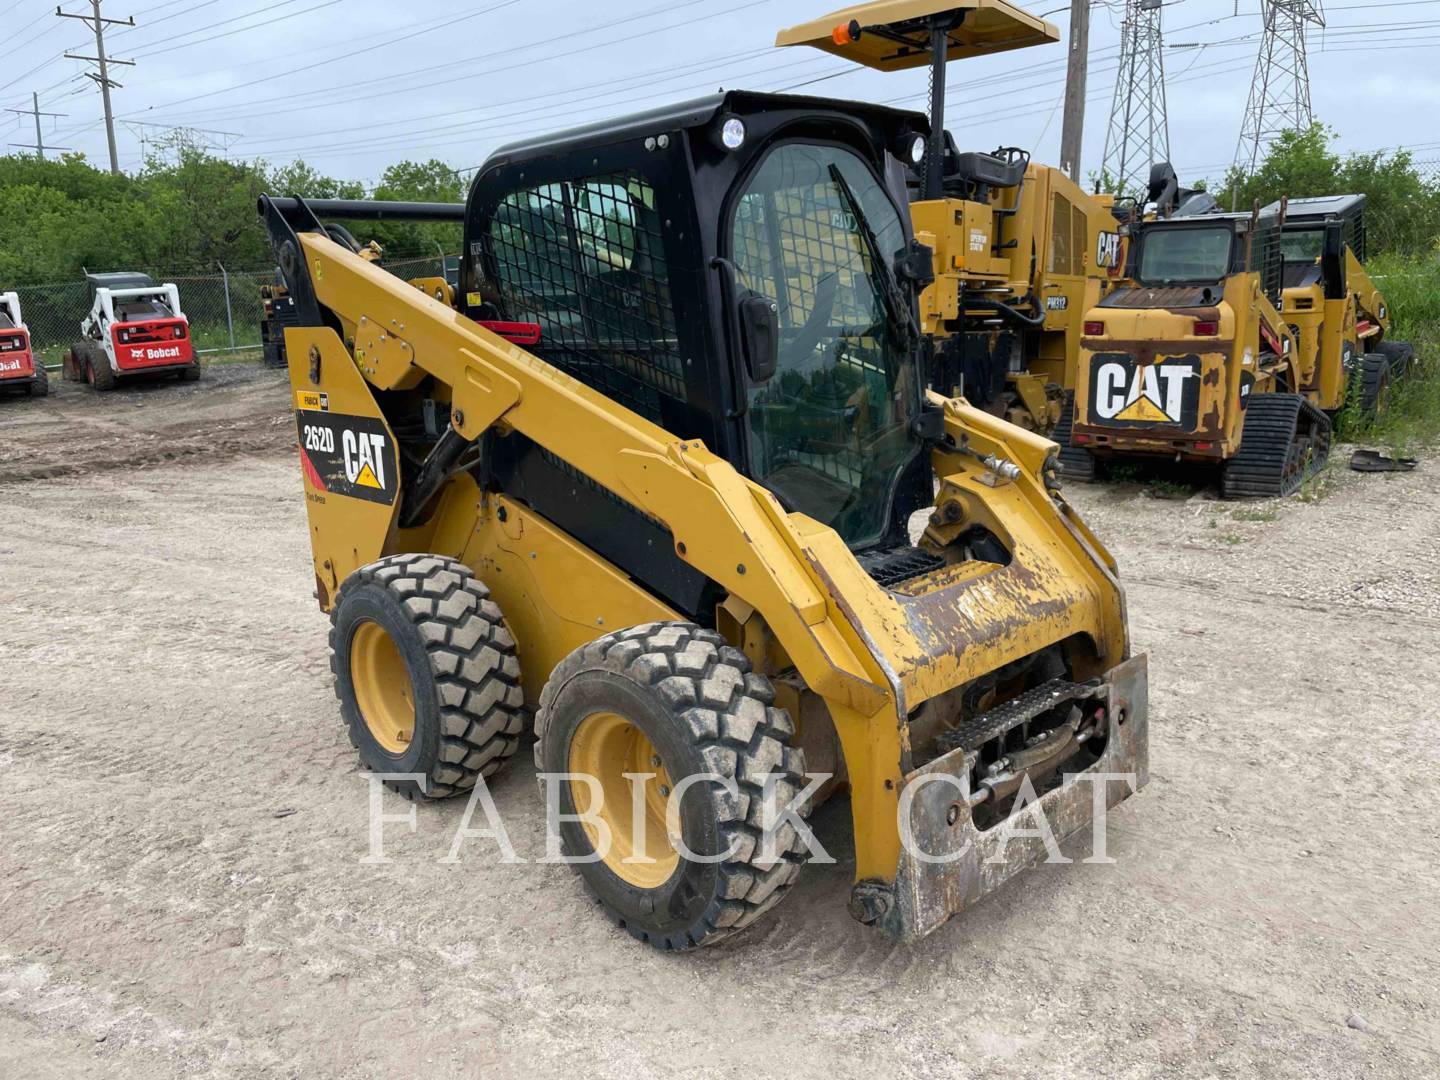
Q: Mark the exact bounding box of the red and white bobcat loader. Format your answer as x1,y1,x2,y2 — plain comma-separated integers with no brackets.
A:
63,272,200,390
0,291,47,397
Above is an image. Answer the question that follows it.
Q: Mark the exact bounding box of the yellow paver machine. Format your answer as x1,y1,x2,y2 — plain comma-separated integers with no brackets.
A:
261,80,1146,948
778,0,1128,435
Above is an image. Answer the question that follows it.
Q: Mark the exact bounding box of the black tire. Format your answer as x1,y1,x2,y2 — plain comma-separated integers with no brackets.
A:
27,364,49,397
1358,352,1391,416
1052,394,1096,483
86,343,116,391
1375,340,1414,379
331,553,525,800
535,622,809,950
178,361,201,382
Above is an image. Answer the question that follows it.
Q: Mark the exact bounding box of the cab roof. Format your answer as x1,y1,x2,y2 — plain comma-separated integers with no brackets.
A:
775,0,1058,71
1261,194,1366,223
1142,210,1277,233
85,271,156,298
484,89,927,171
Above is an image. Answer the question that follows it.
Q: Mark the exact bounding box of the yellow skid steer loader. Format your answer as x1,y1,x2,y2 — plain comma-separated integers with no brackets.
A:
261,89,1147,949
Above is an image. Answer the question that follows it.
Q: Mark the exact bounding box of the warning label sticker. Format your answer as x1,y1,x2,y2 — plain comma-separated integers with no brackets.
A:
295,411,398,505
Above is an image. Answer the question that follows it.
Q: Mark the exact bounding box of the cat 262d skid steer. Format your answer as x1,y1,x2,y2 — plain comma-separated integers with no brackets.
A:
261,89,1147,949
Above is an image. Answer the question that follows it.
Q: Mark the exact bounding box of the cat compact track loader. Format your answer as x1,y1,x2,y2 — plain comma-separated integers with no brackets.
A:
1269,194,1412,416
261,89,1147,950
1067,175,1411,496
1067,173,1327,496
777,0,1127,435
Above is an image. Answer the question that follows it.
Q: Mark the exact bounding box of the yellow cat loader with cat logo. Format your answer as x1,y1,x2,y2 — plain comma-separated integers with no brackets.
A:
259,86,1148,951
1067,203,1327,498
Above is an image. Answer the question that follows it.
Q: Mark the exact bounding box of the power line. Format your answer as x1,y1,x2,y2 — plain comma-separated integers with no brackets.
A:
56,0,136,174
5,91,70,157
115,0,727,124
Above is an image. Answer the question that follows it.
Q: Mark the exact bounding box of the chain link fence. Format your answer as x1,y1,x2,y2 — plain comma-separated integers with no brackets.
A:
12,256,452,369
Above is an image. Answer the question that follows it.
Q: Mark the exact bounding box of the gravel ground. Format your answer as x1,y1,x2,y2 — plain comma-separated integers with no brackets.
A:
2,366,1437,1078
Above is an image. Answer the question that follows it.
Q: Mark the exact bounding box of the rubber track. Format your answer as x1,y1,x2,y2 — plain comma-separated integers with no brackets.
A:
332,553,525,798
1052,394,1096,483
535,621,809,949
1221,393,1332,499
1358,352,1390,416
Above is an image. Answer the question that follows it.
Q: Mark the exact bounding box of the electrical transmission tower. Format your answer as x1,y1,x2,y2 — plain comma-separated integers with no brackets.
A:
1232,1,1326,177
1100,0,1170,198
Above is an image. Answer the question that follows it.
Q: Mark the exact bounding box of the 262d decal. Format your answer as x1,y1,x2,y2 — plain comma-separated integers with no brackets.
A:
295,411,398,505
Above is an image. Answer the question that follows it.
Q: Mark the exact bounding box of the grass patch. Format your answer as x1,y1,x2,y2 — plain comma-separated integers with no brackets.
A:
1337,254,1440,456
1221,531,1244,545
1233,506,1279,522
1297,463,1338,503
1148,479,1194,500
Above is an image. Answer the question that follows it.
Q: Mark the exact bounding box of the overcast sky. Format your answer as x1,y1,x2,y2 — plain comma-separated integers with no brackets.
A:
2,0,1437,188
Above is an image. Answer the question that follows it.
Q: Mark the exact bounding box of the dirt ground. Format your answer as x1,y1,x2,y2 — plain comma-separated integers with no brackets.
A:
2,364,1438,1079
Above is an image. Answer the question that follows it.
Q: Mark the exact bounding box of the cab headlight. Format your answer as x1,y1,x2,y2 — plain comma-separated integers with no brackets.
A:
720,116,746,151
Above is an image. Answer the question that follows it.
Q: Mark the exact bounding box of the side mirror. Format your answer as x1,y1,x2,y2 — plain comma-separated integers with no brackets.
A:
738,291,779,384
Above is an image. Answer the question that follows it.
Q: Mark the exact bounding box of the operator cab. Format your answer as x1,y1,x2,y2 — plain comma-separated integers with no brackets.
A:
1107,209,1284,308
1264,194,1366,300
460,91,939,573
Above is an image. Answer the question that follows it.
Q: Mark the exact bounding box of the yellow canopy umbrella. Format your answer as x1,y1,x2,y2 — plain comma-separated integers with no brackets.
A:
775,0,1058,71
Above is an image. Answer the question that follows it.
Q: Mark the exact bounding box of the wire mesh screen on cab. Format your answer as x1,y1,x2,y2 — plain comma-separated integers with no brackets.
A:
486,173,684,425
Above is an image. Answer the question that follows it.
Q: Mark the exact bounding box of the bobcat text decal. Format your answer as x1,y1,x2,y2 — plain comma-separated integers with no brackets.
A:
1089,353,1202,429
295,410,398,505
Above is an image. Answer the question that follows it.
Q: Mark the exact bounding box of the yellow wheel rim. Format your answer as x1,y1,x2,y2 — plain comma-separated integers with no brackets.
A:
350,620,416,754
567,711,681,889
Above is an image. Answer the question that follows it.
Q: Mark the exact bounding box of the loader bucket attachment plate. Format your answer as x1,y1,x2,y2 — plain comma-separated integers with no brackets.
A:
776,0,1058,71
879,653,1148,940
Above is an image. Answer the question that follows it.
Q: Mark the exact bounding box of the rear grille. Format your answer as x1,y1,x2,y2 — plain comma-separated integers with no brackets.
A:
857,546,945,589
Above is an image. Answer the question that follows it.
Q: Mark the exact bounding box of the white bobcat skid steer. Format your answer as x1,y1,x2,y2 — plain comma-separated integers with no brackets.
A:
0,291,48,397
63,272,200,390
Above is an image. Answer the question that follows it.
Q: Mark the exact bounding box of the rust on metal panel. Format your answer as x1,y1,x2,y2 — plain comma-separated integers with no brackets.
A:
876,653,1149,941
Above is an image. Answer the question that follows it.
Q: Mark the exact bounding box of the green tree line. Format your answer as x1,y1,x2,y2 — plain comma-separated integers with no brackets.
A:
1212,125,1440,257
0,142,463,284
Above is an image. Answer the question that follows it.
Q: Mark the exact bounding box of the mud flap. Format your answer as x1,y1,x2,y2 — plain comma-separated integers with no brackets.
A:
876,653,1149,941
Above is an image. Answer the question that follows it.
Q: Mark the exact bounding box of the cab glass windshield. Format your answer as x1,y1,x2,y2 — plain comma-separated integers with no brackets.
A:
728,142,917,549
1137,226,1233,284
1280,228,1324,262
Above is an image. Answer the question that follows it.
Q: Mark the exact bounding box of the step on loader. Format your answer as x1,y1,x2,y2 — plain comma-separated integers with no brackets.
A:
62,272,200,390
261,90,1148,949
0,291,47,398
777,0,1127,435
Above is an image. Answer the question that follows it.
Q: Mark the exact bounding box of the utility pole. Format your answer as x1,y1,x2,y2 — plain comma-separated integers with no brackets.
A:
1100,0,1170,198
1059,0,1089,184
5,92,70,158
56,0,136,175
1232,0,1325,178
